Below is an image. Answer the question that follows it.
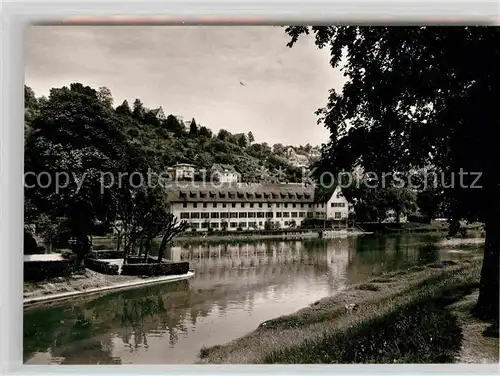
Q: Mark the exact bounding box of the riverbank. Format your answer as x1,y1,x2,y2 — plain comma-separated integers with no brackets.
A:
198,257,497,364
23,268,194,306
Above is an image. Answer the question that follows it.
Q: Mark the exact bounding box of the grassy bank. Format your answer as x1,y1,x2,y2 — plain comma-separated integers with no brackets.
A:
198,258,489,364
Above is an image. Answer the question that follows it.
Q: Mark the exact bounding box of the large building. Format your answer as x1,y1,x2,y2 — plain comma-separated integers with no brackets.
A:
166,183,317,231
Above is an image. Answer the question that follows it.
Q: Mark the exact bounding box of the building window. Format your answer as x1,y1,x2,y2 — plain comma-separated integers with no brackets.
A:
322,203,324,208
190,223,200,229
223,203,227,208
201,222,209,228
284,203,288,208
230,222,238,228
309,203,312,208
293,203,296,208
241,203,245,208
183,202,187,208
211,212,220,219
250,203,254,208
201,212,209,219
203,203,207,208
257,212,264,218
259,221,263,226
299,212,305,218
266,203,270,208
191,213,200,219
193,203,198,208
180,213,190,219
276,212,282,218
239,222,247,228
266,212,273,218
211,222,219,228
213,203,217,208
239,212,247,218
283,212,290,218
230,212,238,218
221,212,229,218
300,203,304,208
307,212,314,218
232,203,236,208
291,212,298,218
335,212,342,219
337,192,342,198
276,203,280,208
248,212,256,218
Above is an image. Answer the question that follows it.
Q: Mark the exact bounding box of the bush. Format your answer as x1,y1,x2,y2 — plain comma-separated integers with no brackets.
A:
84,258,119,275
121,261,189,276
24,260,71,281
88,250,124,259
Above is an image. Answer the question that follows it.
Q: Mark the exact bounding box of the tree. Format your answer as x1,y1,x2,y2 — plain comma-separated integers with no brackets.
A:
247,131,255,144
132,98,145,119
97,86,114,108
217,129,231,141
189,118,199,136
417,189,443,223
199,126,212,139
165,114,184,136
25,83,129,261
115,100,132,117
285,26,500,320
384,187,417,224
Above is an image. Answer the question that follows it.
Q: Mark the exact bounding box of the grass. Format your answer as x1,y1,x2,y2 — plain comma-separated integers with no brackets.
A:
356,283,381,292
198,259,482,364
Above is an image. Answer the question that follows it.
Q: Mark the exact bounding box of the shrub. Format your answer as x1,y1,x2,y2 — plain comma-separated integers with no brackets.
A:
24,260,71,281
88,250,124,259
83,258,119,275
121,261,189,276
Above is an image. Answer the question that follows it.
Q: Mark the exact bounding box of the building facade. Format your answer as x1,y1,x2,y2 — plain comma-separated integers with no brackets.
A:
166,183,316,231
210,164,241,183
172,163,196,180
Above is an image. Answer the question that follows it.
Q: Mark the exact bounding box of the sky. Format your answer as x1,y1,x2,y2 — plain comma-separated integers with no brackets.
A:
24,26,345,146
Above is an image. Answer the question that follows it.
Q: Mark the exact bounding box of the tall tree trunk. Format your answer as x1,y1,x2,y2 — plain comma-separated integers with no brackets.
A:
474,178,500,322
157,233,169,263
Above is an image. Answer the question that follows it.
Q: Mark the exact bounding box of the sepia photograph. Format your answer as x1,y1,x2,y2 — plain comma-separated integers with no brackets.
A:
22,25,499,365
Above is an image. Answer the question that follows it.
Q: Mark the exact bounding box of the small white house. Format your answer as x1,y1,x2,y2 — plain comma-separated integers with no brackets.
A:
173,163,196,180
325,186,351,220
210,164,241,184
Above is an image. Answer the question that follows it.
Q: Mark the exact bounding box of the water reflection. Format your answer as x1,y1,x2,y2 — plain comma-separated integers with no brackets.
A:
24,234,476,364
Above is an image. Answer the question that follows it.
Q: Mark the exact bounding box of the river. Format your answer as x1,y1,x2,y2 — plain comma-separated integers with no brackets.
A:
23,234,478,364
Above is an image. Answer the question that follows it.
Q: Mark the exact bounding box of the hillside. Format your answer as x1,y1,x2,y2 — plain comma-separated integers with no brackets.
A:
25,84,321,184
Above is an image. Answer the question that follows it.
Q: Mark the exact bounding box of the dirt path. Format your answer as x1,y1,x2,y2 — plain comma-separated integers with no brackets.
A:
447,290,499,364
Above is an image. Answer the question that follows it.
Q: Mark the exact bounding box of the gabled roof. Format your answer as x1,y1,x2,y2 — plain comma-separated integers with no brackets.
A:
211,163,241,175
165,182,314,203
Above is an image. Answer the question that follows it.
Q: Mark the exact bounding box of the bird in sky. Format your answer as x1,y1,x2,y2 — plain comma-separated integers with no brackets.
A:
240,81,246,86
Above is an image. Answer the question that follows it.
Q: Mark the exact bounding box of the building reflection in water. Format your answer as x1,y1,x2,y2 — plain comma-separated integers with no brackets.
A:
24,234,448,364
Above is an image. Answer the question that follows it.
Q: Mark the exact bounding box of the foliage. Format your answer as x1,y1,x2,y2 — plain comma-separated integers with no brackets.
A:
285,26,499,320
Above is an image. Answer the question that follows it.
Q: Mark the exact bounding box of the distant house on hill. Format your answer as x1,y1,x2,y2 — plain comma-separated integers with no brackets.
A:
170,163,196,180
285,147,310,168
210,164,241,183
150,106,166,121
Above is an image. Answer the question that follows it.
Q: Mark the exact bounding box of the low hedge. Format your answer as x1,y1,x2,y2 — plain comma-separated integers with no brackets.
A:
84,258,119,275
126,256,161,264
88,250,124,259
24,260,71,282
121,261,189,277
